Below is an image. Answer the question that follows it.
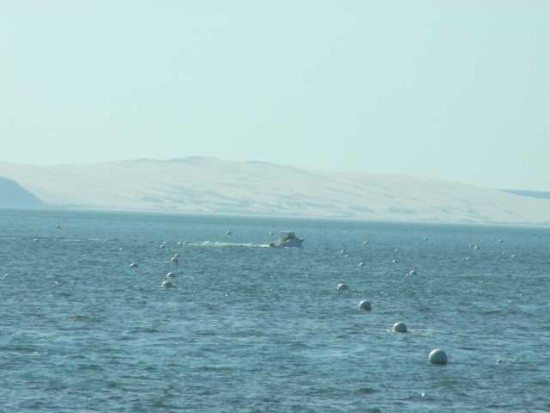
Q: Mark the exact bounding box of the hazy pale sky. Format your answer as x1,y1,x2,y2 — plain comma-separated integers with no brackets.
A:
1,0,549,190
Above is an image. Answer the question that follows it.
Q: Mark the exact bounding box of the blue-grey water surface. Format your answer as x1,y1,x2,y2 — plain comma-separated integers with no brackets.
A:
1,210,550,412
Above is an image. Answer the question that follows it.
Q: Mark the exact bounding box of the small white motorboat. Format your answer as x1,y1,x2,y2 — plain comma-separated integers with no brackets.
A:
268,232,304,248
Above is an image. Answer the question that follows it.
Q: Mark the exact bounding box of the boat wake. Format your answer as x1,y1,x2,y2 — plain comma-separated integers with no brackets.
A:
182,241,270,248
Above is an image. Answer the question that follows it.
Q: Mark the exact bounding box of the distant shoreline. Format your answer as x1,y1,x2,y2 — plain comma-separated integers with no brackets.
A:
2,206,549,230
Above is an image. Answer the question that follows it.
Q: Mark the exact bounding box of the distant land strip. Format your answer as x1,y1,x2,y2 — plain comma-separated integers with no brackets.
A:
0,177,46,209
503,190,550,200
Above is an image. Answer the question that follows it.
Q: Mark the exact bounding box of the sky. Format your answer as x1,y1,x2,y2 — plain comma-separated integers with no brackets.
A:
1,0,549,190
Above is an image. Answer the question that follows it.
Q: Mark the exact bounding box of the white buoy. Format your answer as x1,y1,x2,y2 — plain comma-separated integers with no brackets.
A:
159,243,165,249
428,349,448,365
339,249,345,255
226,230,232,235
161,279,173,288
171,256,179,264
337,283,348,291
358,262,365,267
358,300,371,311
129,262,138,268
363,240,369,245
392,259,397,263
408,269,417,276
166,272,176,279
392,322,407,333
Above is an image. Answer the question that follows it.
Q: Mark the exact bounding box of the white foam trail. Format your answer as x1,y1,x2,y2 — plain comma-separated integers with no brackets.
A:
183,241,270,248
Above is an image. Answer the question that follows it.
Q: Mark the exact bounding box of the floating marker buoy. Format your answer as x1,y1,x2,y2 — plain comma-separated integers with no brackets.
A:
337,283,348,291
392,322,407,333
161,279,173,288
358,262,365,267
428,349,448,365
408,270,417,276
166,272,175,279
129,263,138,268
358,300,371,311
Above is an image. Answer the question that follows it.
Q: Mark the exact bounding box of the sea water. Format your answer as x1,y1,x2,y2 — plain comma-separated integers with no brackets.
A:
1,210,549,412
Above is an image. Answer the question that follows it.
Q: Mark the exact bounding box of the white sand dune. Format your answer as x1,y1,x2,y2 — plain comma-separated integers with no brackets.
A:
1,157,548,225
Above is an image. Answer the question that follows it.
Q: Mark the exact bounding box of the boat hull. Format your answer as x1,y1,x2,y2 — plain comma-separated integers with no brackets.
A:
268,238,303,248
